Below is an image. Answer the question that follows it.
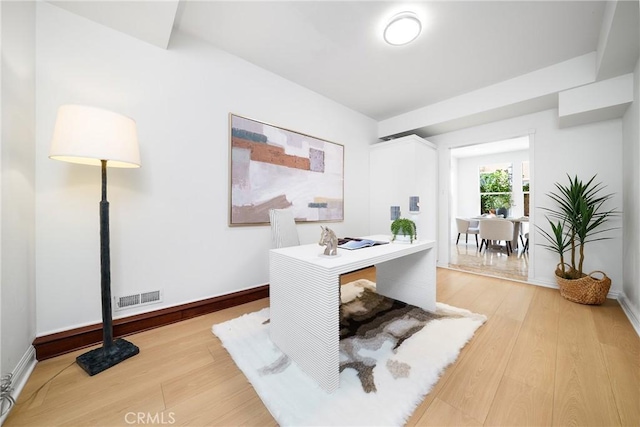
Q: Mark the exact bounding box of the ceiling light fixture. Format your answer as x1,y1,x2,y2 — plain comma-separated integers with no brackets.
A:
383,11,422,46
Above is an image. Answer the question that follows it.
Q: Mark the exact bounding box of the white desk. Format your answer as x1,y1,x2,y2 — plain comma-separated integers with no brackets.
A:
269,235,436,392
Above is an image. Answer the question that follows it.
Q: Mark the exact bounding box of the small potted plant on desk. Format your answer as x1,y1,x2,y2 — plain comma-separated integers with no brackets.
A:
536,174,617,305
391,218,417,243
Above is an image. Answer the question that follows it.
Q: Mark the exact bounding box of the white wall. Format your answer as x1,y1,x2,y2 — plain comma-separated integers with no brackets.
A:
430,109,624,293
454,149,529,225
0,0,37,407
369,136,437,241
622,56,640,327
35,2,377,335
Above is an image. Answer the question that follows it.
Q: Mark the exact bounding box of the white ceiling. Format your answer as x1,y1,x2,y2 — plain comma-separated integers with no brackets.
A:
49,0,179,49
173,1,608,120
47,0,639,129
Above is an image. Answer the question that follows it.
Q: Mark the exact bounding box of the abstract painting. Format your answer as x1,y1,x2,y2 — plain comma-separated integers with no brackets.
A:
229,114,344,225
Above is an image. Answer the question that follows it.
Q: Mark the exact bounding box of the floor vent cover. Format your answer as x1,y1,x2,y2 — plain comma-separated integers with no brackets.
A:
115,290,163,311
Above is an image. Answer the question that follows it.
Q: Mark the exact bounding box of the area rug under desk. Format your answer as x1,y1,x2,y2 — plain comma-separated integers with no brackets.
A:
212,280,486,426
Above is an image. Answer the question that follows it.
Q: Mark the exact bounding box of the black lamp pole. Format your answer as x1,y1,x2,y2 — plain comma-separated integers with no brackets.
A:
76,160,139,376
100,159,114,351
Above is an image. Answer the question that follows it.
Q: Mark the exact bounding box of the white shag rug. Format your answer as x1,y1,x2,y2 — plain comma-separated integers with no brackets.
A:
212,280,486,426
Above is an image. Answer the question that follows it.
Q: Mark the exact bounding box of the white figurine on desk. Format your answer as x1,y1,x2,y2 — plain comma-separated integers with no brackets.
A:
319,226,338,256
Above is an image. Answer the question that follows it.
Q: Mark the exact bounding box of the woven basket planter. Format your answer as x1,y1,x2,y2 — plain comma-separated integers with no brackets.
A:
555,263,611,305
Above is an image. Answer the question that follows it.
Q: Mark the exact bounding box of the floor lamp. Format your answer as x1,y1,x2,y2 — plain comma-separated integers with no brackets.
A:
50,104,141,376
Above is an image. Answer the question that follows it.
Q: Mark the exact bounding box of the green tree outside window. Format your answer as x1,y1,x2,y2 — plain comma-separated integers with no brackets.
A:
480,169,513,214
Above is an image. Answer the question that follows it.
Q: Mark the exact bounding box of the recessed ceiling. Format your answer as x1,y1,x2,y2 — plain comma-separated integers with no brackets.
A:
174,1,608,120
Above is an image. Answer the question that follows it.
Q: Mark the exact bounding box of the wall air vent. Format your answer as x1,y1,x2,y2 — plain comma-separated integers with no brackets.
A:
114,290,163,311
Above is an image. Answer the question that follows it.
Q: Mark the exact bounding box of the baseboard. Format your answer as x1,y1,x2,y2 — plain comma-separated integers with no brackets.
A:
0,346,37,425
33,284,269,361
618,291,640,337
448,268,639,333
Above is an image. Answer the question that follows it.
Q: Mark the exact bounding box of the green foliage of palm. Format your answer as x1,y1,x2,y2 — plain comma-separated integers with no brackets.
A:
537,218,572,273
390,218,417,243
536,174,617,278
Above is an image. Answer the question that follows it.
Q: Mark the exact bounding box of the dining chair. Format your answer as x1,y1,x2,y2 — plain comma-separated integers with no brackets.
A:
269,209,300,248
455,218,479,247
518,219,526,240
479,219,514,255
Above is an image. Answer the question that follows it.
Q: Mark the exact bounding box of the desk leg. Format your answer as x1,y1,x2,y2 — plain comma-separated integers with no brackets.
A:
269,252,340,393
375,248,436,313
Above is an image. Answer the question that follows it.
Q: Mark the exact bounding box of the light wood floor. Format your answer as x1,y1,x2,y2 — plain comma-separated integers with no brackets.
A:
6,268,639,426
449,239,530,282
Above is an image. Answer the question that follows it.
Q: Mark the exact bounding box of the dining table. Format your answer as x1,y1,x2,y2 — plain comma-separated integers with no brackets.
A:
471,216,529,251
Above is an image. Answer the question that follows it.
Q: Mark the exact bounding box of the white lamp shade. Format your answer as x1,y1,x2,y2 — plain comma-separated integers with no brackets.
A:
50,105,141,168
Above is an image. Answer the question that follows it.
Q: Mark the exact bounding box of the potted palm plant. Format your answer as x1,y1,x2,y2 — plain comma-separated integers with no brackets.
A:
391,218,417,243
536,174,617,305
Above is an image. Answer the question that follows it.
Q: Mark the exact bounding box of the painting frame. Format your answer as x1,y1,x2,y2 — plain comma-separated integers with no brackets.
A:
229,113,345,226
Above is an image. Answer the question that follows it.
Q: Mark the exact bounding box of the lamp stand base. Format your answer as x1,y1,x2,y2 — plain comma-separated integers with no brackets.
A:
76,338,139,376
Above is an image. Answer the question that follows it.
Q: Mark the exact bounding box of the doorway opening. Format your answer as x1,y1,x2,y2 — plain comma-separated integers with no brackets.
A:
448,135,531,281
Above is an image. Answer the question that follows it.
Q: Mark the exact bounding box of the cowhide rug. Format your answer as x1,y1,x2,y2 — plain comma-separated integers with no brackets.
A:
339,279,471,393
212,279,486,426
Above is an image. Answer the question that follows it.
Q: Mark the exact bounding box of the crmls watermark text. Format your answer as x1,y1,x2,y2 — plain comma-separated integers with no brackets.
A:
125,412,176,425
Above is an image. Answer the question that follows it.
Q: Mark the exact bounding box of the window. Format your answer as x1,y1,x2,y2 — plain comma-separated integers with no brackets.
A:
479,163,512,215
